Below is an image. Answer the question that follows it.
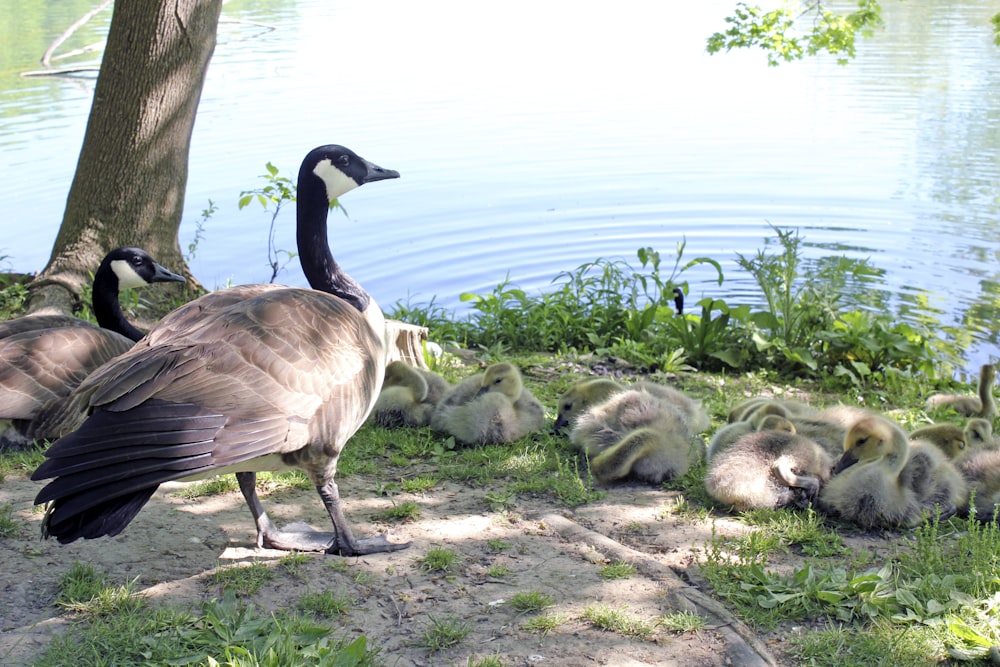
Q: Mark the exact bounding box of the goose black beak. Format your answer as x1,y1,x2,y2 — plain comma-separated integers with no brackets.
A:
362,159,400,184
831,449,859,475
152,263,187,284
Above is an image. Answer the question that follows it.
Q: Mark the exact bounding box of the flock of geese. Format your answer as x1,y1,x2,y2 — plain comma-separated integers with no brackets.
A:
2,143,999,559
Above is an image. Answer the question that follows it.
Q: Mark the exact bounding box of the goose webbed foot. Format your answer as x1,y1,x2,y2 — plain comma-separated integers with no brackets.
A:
317,479,410,556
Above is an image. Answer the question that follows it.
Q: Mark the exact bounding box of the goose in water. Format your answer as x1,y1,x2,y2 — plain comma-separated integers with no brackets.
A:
0,247,184,448
32,144,406,556
430,362,545,445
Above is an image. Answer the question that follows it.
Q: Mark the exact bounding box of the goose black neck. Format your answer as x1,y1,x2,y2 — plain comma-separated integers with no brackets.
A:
296,170,370,313
92,265,145,342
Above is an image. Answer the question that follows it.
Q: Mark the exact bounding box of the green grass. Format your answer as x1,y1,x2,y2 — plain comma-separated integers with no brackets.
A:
508,590,554,614
373,500,422,522
208,561,276,597
298,589,352,618
599,561,636,580
582,604,655,639
658,610,707,633
419,547,462,574
32,591,382,667
419,615,472,652
0,502,22,537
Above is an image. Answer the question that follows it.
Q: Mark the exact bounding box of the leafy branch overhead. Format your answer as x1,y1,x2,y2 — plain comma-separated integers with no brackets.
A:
709,1,1000,66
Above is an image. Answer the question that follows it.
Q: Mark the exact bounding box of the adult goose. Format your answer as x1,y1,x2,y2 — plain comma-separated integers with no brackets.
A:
32,144,406,556
0,247,185,448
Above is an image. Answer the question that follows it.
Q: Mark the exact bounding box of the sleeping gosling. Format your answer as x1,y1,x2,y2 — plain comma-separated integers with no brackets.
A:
430,362,544,445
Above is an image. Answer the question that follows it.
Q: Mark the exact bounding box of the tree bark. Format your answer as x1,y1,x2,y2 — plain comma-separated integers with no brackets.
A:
29,0,222,315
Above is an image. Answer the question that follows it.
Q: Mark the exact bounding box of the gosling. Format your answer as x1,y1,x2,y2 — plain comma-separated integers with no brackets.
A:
370,360,451,428
431,362,544,445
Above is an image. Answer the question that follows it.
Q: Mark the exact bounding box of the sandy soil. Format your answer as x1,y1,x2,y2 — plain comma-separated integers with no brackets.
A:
0,460,817,667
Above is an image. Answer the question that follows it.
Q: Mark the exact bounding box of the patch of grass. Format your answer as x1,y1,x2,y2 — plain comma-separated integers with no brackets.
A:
0,502,22,537
791,621,943,667
522,612,565,636
486,563,512,578
467,655,504,667
582,603,654,639
658,610,707,633
486,538,512,552
298,589,352,618
400,475,438,493
599,561,636,580
509,590,554,614
484,490,516,512
31,592,382,667
0,442,46,477
419,547,462,574
209,561,276,597
374,500,422,522
420,615,472,652
279,551,309,579
56,562,143,616
175,474,239,498
739,506,845,557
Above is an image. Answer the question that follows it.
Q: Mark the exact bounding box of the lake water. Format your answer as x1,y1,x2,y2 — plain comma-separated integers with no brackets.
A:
1,0,999,376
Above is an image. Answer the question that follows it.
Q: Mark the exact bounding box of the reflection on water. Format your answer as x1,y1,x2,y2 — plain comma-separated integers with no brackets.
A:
0,0,998,375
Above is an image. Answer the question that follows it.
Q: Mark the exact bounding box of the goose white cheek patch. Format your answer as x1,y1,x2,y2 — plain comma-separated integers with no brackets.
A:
110,259,148,289
313,159,359,201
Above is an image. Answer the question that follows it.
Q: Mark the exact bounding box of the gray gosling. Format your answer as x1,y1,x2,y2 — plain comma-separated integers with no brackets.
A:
553,377,624,433
726,397,815,424
707,406,794,460
570,386,704,485
926,363,998,419
431,362,544,445
908,423,968,461
704,429,832,511
370,360,451,428
964,418,997,452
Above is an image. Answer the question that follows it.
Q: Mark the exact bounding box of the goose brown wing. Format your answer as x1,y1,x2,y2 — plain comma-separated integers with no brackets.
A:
0,327,133,420
32,288,385,541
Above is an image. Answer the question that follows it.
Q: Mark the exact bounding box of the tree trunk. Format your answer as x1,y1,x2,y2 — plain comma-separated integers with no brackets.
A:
28,0,222,315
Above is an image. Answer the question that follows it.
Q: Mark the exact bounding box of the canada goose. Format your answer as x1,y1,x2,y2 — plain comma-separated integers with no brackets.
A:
430,362,545,445
908,423,967,460
672,287,684,315
0,248,185,449
704,429,832,511
818,416,924,529
31,144,407,556
707,404,793,460
926,363,998,418
570,386,704,484
553,377,623,433
369,360,450,428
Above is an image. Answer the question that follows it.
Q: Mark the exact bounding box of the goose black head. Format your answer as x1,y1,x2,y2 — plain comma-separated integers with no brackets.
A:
102,247,186,290
304,144,400,204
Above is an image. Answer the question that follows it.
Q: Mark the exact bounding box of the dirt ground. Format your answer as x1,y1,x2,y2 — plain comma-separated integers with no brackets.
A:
0,342,760,667
0,452,911,667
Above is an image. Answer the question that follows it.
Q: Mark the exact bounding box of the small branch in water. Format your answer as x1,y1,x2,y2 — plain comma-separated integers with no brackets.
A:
41,0,113,68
